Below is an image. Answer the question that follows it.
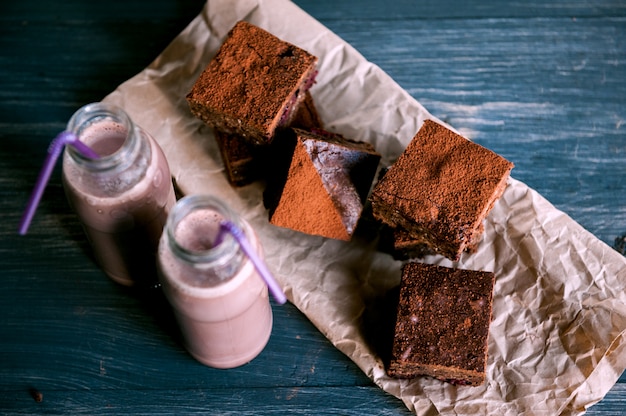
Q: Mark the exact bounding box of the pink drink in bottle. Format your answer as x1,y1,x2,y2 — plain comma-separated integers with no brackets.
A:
62,102,176,286
157,195,273,368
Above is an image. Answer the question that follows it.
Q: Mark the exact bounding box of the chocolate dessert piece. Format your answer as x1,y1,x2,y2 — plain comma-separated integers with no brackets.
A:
214,131,264,187
266,128,381,241
385,224,482,260
186,21,318,145
387,262,495,385
377,224,433,260
215,91,323,187
290,90,323,131
391,227,434,259
370,120,514,261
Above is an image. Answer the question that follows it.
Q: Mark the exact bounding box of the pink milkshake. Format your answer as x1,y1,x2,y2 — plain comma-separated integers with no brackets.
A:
62,102,176,286
157,195,273,368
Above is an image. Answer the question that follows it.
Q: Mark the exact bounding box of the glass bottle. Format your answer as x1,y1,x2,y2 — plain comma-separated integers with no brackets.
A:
62,102,176,286
157,195,273,368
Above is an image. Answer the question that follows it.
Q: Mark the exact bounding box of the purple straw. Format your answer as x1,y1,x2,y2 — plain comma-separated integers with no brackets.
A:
18,131,99,235
217,220,287,305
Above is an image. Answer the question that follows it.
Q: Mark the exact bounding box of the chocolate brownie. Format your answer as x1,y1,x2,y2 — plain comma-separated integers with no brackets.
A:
369,120,513,261
265,128,381,241
391,227,434,259
186,21,318,145
214,130,264,187
387,262,495,385
215,91,323,187
384,224,483,260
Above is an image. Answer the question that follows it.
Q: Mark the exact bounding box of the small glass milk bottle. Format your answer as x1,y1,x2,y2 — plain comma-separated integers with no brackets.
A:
157,195,273,369
62,102,176,286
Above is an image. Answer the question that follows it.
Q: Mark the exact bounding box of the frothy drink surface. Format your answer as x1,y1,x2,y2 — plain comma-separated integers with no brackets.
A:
62,119,175,286
86,125,126,156
174,209,222,253
158,210,273,368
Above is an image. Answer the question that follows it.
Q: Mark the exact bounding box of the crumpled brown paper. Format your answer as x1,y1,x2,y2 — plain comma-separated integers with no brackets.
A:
103,0,626,414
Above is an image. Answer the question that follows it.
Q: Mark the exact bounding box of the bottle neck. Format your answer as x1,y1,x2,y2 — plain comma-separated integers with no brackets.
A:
164,195,246,287
65,102,151,196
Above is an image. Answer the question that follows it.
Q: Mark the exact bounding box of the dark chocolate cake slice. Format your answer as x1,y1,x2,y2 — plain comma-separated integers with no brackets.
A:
186,21,318,145
387,262,495,386
266,128,381,241
369,120,514,261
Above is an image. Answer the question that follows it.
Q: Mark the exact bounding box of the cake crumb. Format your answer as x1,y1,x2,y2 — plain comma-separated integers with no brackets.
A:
29,388,43,403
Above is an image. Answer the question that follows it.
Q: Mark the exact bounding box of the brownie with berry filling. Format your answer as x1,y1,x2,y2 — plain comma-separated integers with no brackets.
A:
186,21,318,145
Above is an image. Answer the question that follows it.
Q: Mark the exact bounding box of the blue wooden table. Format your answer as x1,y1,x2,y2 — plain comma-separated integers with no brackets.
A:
1,0,625,414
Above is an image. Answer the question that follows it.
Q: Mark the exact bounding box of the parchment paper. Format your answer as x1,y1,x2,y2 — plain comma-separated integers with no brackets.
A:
103,0,626,414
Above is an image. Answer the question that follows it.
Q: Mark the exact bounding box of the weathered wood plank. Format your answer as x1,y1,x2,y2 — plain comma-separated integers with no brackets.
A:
292,0,626,20
0,271,372,391
2,386,412,416
586,383,626,415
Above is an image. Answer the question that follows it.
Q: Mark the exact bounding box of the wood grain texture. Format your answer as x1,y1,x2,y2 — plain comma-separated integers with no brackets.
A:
3,386,412,415
1,0,625,414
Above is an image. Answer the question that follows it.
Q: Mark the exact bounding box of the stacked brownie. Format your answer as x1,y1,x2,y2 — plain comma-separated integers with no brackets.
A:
214,91,322,187
370,120,514,261
186,21,318,146
367,120,512,385
186,20,381,241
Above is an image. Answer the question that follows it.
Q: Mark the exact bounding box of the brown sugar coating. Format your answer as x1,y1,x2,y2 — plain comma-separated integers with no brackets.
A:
370,120,513,260
186,21,318,145
266,128,381,241
387,262,495,385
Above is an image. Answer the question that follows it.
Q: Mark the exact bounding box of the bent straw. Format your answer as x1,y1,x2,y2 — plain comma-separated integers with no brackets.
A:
18,131,99,235
217,220,287,305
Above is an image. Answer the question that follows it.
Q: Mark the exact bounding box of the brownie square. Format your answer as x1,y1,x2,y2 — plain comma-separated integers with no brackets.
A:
387,262,495,385
265,128,381,241
186,21,318,145
369,120,513,261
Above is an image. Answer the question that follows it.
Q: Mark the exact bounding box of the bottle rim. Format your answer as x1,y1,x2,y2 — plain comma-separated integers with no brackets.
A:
165,195,244,269
65,102,138,173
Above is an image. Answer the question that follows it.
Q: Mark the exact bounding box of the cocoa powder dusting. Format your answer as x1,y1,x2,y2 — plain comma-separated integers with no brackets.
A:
186,21,317,143
270,139,349,240
370,120,513,259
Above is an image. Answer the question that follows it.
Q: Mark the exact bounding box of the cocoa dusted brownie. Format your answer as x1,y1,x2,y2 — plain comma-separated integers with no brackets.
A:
186,21,318,145
387,262,495,385
370,120,514,261
265,128,381,241
215,91,323,187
